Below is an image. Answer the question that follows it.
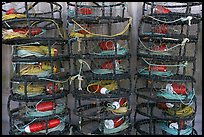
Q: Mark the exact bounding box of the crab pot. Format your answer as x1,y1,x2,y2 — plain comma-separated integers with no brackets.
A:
10,80,69,100
2,2,62,18
9,39,70,78
67,16,131,39
136,56,196,78
138,16,201,43
8,115,70,135
74,116,131,135
134,119,197,135
67,2,127,19
71,76,131,98
142,2,202,15
71,58,130,79
137,34,198,58
134,80,196,102
2,2,63,40
7,95,71,135
72,98,131,135
134,99,196,121
68,37,130,56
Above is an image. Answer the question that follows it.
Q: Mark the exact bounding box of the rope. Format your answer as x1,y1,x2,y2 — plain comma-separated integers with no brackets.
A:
15,83,44,97
138,68,173,77
138,37,189,54
86,80,117,94
141,57,188,67
70,17,132,38
159,122,192,135
157,88,195,106
146,15,193,26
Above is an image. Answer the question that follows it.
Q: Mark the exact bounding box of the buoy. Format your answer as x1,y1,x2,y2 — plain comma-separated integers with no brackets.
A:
111,98,127,109
154,5,171,14
148,65,167,72
98,41,115,50
24,118,60,133
36,101,55,112
88,84,109,94
166,83,186,95
13,28,42,36
78,8,92,15
104,117,125,129
6,8,17,15
101,60,120,70
46,83,60,94
151,43,167,52
154,24,168,34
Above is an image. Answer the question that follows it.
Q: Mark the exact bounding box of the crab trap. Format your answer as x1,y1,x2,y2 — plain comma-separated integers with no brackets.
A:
67,3,131,39
68,37,130,57
133,2,201,135
71,97,132,135
67,2,127,19
136,56,196,80
9,39,71,100
142,2,202,16
134,118,197,135
7,95,71,135
2,2,64,41
134,81,197,135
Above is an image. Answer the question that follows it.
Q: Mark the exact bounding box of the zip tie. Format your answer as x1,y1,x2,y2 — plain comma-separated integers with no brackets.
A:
78,75,83,90
77,37,81,52
78,59,91,70
180,16,192,26
181,38,190,46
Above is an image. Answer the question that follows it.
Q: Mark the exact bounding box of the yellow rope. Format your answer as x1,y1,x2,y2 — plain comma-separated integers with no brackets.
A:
87,80,118,93
2,13,26,21
20,62,57,75
17,83,45,94
71,17,132,37
17,46,57,56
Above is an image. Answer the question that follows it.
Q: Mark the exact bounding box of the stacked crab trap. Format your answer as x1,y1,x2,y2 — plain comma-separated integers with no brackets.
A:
2,2,71,135
66,2,132,135
134,2,202,135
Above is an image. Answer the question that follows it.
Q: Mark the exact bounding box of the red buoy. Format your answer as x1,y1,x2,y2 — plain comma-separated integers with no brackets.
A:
101,60,120,70
148,65,167,72
104,117,125,129
6,8,17,15
24,118,60,133
154,5,171,14
36,101,55,112
88,84,109,94
154,24,168,34
151,43,167,52
98,41,115,50
111,98,127,109
46,83,59,94
78,8,92,15
13,28,42,36
166,83,186,95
